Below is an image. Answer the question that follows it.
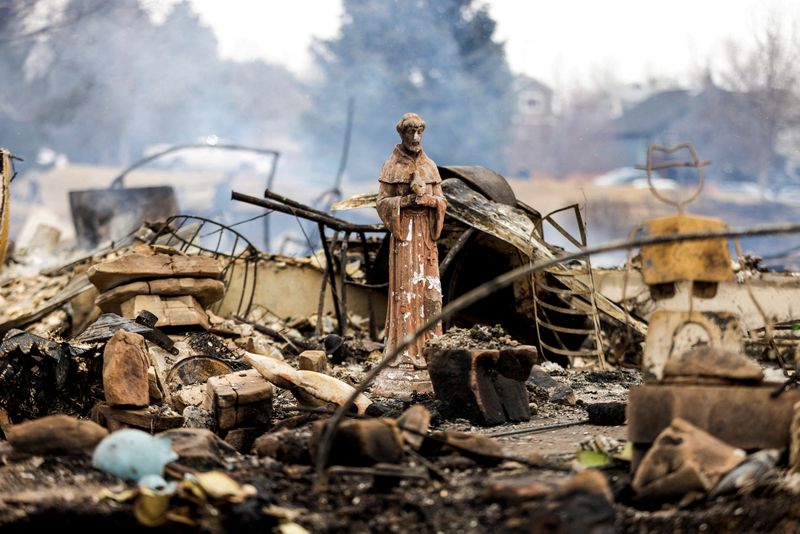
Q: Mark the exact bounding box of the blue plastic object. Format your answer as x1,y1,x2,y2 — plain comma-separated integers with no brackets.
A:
92,428,178,481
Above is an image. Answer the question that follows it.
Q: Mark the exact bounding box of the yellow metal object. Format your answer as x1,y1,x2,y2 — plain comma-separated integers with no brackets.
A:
133,488,171,527
0,149,10,269
643,310,743,381
640,214,732,286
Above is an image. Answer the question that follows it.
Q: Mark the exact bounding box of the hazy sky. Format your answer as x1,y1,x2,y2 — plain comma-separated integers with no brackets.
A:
187,0,797,87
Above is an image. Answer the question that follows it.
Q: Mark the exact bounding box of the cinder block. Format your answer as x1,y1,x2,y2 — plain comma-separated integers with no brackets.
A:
628,383,800,451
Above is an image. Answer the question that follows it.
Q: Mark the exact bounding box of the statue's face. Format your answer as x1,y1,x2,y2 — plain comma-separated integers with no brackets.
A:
401,124,424,154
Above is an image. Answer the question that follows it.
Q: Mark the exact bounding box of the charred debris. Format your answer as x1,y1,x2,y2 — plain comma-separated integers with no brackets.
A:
4,145,800,532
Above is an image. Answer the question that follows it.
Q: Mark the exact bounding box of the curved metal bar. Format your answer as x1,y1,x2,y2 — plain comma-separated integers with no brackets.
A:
537,339,592,358
109,143,280,190
532,295,592,316
643,143,709,212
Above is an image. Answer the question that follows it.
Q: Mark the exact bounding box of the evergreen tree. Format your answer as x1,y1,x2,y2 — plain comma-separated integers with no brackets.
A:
304,0,514,183
0,0,303,166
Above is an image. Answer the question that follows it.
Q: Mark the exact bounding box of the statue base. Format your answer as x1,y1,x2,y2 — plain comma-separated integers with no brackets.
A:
370,366,433,401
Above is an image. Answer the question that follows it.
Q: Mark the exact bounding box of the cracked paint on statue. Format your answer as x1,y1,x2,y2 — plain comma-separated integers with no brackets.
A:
375,113,447,370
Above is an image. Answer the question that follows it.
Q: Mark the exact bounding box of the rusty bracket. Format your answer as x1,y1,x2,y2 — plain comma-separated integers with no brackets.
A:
135,311,179,356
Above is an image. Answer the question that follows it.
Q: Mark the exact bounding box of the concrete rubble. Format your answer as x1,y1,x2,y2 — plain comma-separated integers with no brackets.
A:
3,160,800,532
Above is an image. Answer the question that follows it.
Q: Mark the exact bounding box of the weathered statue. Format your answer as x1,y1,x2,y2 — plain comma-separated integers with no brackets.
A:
373,113,447,397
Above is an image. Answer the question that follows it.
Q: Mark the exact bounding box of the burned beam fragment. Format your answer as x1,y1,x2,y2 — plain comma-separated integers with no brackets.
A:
310,418,404,467
426,345,537,426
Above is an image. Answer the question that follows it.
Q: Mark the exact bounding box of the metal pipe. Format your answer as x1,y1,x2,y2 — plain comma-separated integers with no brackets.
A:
320,225,344,336
232,191,386,234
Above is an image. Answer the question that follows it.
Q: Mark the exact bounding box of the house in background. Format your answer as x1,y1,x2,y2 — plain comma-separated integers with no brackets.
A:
612,89,692,165
506,75,554,178
610,77,781,195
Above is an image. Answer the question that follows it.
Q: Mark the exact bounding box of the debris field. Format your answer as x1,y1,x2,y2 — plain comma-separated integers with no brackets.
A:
2,147,800,533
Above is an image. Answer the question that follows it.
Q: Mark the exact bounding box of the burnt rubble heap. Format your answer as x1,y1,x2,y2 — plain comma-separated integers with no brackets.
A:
4,154,800,532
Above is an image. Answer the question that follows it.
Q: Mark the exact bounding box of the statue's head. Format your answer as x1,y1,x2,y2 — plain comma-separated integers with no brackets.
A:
396,113,425,154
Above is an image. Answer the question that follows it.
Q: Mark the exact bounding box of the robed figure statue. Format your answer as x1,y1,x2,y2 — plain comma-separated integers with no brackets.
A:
373,113,447,397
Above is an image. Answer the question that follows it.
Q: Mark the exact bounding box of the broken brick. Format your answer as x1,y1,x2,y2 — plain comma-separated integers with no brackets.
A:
174,383,208,413
95,277,225,314
87,252,221,293
103,330,150,407
298,350,328,373
206,369,273,430
396,404,431,450
223,427,265,454
310,418,404,467
253,427,312,465
120,294,210,329
91,403,184,433
421,430,505,466
7,415,108,455
632,418,745,501
549,384,577,406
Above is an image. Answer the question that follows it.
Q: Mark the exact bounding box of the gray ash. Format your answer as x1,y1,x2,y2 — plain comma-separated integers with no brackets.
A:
425,324,521,350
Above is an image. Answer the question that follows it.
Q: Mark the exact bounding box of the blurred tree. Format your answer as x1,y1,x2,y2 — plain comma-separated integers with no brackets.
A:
303,0,514,184
547,84,621,179
0,0,304,168
715,14,800,195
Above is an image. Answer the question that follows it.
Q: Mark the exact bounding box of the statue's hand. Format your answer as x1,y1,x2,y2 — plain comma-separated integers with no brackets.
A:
400,194,416,208
414,194,437,207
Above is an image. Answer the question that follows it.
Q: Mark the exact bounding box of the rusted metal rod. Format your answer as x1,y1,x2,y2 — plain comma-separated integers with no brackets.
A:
232,191,386,234
320,225,344,336
487,419,590,438
439,227,475,276
313,220,800,489
263,188,341,219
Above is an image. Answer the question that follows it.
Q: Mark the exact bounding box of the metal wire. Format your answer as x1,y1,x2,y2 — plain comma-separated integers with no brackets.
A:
148,215,260,318
532,205,605,367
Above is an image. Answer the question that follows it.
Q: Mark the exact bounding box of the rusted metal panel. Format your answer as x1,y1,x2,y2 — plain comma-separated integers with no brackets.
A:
442,178,648,335
437,165,517,206
640,214,733,286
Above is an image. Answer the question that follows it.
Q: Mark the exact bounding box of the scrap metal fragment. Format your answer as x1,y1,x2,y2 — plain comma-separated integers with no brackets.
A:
441,178,647,335
76,312,179,355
